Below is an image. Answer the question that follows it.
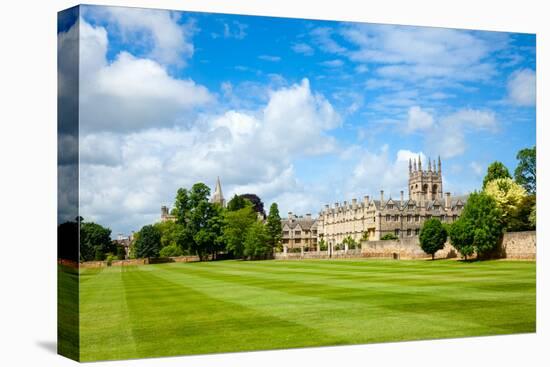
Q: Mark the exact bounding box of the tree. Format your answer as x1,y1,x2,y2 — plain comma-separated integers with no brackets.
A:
227,194,248,211
484,178,527,229
223,203,257,258
529,205,536,228
265,203,282,250
240,193,265,218
482,161,511,189
381,233,399,240
159,243,183,257
342,235,358,250
134,224,162,259
419,218,448,260
448,192,504,259
173,183,225,261
154,221,188,253
318,238,328,251
243,221,271,259
514,146,536,194
80,221,113,262
361,231,370,242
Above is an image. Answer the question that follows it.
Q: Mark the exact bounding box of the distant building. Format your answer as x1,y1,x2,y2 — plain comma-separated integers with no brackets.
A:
317,156,465,247
113,233,135,259
281,213,319,252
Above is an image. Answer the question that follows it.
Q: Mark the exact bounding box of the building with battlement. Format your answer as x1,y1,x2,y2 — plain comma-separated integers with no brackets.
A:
317,156,466,248
281,212,318,251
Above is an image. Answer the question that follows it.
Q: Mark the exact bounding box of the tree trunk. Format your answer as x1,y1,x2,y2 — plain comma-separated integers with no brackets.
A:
432,253,435,260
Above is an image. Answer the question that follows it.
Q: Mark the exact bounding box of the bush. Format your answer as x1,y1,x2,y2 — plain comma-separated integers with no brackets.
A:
419,219,448,260
106,254,114,267
381,233,399,241
159,243,184,258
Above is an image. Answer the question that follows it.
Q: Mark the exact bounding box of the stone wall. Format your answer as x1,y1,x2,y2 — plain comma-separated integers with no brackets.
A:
500,231,536,260
80,256,200,268
274,231,536,261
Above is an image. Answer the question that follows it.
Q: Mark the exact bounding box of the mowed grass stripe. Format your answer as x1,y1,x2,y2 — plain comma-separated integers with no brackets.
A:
80,264,342,361
158,261,534,333
150,262,516,344
78,260,536,361
79,266,137,361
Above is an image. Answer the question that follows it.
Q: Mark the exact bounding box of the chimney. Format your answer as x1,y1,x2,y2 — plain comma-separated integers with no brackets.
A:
288,212,293,222
306,213,312,219
325,204,329,210
400,190,404,203
364,195,370,205
445,192,451,210
380,190,385,203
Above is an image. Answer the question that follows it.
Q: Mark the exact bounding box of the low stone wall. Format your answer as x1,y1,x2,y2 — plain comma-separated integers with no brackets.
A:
500,231,536,260
274,231,536,261
80,256,200,268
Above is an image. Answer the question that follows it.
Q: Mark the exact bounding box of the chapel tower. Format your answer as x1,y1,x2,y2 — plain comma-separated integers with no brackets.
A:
408,155,443,202
210,176,226,207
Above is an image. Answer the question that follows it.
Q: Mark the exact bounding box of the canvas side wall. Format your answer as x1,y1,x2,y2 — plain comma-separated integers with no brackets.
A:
57,5,80,362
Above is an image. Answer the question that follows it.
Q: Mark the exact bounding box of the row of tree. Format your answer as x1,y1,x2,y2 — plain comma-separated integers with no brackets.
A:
131,183,282,261
419,146,536,259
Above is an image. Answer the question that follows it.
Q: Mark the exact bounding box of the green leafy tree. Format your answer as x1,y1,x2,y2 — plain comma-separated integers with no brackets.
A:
173,183,225,261
342,235,358,250
159,243,183,257
482,161,511,189
134,224,162,259
484,178,527,229
448,191,504,259
318,238,328,251
381,233,399,240
116,245,126,260
244,221,271,259
514,146,536,194
241,193,265,218
419,218,448,260
223,203,257,258
529,205,536,228
154,221,188,253
266,203,282,250
227,194,248,211
80,221,113,262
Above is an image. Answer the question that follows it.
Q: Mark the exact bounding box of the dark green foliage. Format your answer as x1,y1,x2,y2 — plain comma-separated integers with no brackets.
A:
240,193,265,217
514,146,536,194
507,195,536,231
134,224,162,259
419,218,448,260
223,204,257,258
243,221,271,259
318,238,328,251
174,183,225,261
159,243,183,257
448,191,504,259
342,236,358,249
482,161,511,189
116,246,126,260
155,221,188,253
381,233,399,240
227,194,248,211
266,203,282,250
80,221,113,262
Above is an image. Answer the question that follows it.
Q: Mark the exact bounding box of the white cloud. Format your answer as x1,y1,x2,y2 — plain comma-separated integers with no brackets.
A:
429,108,498,158
292,42,314,56
406,106,434,132
311,27,347,54
469,161,484,176
258,55,281,62
85,6,195,67
347,146,427,200
78,20,213,133
320,59,344,68
507,68,536,107
340,24,502,83
223,21,248,40
79,78,341,234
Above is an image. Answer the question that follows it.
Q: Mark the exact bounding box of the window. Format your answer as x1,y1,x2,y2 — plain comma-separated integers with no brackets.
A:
282,239,289,244
452,215,457,221
394,229,400,236
440,215,445,221
295,238,301,244
393,215,399,221
415,229,420,235
415,215,420,222
426,215,432,220
387,204,394,209
407,228,412,236
386,214,391,221
283,231,289,236
294,231,301,236
312,230,317,235
407,215,412,222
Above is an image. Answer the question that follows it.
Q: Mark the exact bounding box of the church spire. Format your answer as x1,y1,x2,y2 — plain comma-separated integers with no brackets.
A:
428,157,432,171
409,158,412,173
438,155,441,173
211,176,225,207
418,155,422,171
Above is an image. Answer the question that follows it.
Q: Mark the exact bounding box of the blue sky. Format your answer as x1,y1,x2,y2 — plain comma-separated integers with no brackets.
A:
58,5,536,235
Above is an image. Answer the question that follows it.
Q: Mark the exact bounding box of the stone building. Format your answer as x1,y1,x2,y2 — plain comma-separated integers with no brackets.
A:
281,213,319,253
317,156,465,247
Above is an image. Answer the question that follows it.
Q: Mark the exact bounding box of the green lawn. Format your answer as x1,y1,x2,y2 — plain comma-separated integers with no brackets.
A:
76,259,535,361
